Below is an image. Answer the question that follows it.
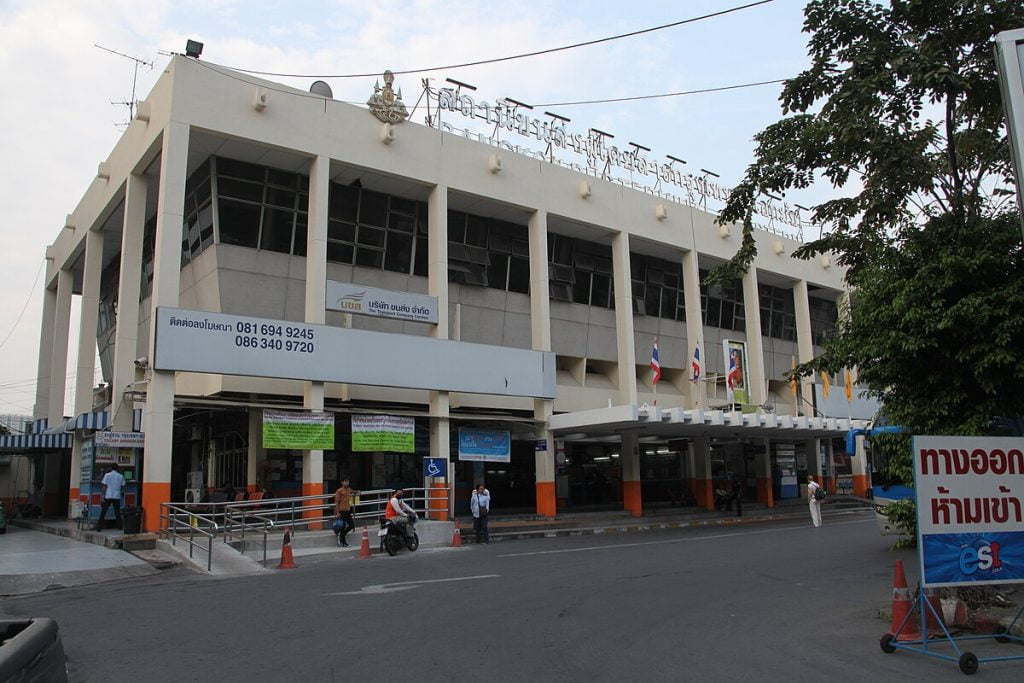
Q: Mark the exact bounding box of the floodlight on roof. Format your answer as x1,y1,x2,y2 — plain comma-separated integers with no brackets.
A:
185,39,203,59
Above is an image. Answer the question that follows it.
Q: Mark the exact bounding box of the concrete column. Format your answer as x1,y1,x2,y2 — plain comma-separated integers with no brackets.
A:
427,184,451,517
824,438,835,493
611,231,637,405
741,268,766,406
528,209,556,516
794,280,814,416
247,407,265,493
755,439,774,507
33,284,57,420
69,228,104,504
142,121,189,530
621,432,642,516
681,250,705,409
111,173,147,431
851,434,869,496
49,267,73,425
302,155,330,524
689,436,713,510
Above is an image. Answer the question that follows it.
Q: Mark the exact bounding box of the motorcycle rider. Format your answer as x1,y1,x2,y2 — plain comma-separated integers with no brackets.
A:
385,488,416,538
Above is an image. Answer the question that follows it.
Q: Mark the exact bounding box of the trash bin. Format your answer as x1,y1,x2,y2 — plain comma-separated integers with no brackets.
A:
122,506,142,535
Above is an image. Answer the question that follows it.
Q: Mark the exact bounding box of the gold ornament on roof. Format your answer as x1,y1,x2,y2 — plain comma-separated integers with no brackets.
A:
368,70,409,123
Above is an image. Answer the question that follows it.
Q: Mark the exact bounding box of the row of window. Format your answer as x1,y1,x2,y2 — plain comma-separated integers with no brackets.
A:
129,156,837,341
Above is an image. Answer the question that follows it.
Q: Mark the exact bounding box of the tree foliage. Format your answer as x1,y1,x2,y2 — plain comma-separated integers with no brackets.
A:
711,0,1024,454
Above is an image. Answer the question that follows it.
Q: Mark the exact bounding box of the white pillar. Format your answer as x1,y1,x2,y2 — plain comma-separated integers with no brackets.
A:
142,121,189,530
69,228,104,502
621,432,641,516
741,268,766,407
689,435,713,510
611,231,638,405
49,267,73,425
682,249,705,408
302,155,329,517
528,209,556,516
33,284,56,421
427,184,451,518
794,280,814,416
247,407,265,492
111,173,147,431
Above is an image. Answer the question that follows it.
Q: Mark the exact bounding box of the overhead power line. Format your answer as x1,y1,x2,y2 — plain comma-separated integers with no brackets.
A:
215,0,776,79
535,78,787,107
0,259,44,352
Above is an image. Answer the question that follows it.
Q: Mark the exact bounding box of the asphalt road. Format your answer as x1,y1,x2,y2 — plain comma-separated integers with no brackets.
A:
4,509,1021,682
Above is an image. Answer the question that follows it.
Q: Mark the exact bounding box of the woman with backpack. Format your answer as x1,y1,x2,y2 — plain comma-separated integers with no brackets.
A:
807,474,825,527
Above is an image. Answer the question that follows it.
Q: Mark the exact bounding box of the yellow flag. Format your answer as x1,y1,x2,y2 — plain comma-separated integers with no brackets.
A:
844,368,853,403
790,357,798,397
821,370,830,398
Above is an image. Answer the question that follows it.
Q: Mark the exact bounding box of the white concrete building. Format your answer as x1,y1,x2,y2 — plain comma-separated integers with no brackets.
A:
6,56,871,530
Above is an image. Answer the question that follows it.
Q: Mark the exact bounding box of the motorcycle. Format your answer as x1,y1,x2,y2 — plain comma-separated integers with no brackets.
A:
378,511,419,556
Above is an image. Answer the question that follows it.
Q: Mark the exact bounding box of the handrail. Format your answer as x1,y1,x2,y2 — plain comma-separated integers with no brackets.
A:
164,487,450,569
159,503,220,572
222,509,275,566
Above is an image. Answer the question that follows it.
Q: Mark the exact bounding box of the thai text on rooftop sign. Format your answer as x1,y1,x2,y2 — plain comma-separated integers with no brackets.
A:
435,88,801,231
914,435,1024,587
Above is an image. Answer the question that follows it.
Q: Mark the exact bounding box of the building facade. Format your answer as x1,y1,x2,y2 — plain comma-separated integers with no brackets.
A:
10,57,870,530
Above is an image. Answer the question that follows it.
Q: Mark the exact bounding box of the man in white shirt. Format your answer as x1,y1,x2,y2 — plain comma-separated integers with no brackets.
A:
95,464,126,531
471,484,491,544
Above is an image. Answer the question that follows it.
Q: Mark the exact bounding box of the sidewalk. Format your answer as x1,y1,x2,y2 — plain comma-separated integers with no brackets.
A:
455,496,871,541
0,524,158,597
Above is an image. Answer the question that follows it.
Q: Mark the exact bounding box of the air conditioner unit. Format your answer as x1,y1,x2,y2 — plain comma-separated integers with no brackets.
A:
184,488,202,505
186,471,203,490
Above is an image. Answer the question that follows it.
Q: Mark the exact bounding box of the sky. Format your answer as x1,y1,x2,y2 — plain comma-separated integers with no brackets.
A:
0,0,820,421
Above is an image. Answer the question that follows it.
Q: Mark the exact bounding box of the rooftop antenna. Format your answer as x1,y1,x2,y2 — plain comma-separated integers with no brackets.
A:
95,44,154,129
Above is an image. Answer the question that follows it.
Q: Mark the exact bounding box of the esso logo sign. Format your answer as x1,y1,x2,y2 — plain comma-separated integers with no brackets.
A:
959,541,1003,576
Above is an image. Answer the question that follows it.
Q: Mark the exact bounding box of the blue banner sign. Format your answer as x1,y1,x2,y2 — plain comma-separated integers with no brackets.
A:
922,532,1024,585
458,429,511,463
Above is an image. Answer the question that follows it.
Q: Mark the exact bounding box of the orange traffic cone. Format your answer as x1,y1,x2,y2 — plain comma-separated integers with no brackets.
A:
359,527,372,559
888,559,921,641
277,529,297,569
922,585,947,635
451,520,462,547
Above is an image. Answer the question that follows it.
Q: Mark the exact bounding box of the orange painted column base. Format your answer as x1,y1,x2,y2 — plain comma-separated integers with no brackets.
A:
691,479,713,511
852,474,869,498
756,478,774,508
623,480,642,517
302,482,324,530
69,487,79,502
536,481,556,517
429,482,449,521
142,482,171,532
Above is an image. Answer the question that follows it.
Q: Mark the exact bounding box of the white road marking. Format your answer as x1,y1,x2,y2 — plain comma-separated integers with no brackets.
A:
322,573,500,596
497,518,874,558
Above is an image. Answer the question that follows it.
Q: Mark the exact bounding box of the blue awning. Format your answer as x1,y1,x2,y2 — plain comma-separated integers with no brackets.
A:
0,432,72,451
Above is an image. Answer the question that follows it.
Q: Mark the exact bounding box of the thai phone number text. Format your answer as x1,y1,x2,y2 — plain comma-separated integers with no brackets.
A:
233,322,316,353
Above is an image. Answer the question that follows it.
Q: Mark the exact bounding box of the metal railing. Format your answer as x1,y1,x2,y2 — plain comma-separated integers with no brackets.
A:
163,487,450,568
158,503,220,572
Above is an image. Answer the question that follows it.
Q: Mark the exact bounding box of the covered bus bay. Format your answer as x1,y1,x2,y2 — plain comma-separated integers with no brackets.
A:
550,404,869,515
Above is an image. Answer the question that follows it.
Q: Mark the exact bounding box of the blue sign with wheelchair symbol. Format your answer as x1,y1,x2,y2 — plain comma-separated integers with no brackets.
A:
424,458,446,478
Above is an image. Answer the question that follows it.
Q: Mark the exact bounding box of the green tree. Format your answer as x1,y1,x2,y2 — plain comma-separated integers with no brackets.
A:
711,0,1024,478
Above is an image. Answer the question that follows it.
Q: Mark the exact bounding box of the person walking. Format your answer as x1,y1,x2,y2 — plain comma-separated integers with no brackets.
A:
94,464,126,531
730,477,743,517
333,478,360,547
471,483,490,544
807,474,823,527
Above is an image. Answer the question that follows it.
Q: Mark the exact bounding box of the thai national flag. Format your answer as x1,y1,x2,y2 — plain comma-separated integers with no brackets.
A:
650,339,661,385
727,351,740,390
691,346,701,384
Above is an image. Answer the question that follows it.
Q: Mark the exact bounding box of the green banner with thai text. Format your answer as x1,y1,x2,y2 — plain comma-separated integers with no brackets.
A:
263,410,335,450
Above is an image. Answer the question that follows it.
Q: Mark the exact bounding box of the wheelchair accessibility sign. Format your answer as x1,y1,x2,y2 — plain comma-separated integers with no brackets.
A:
424,457,446,478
